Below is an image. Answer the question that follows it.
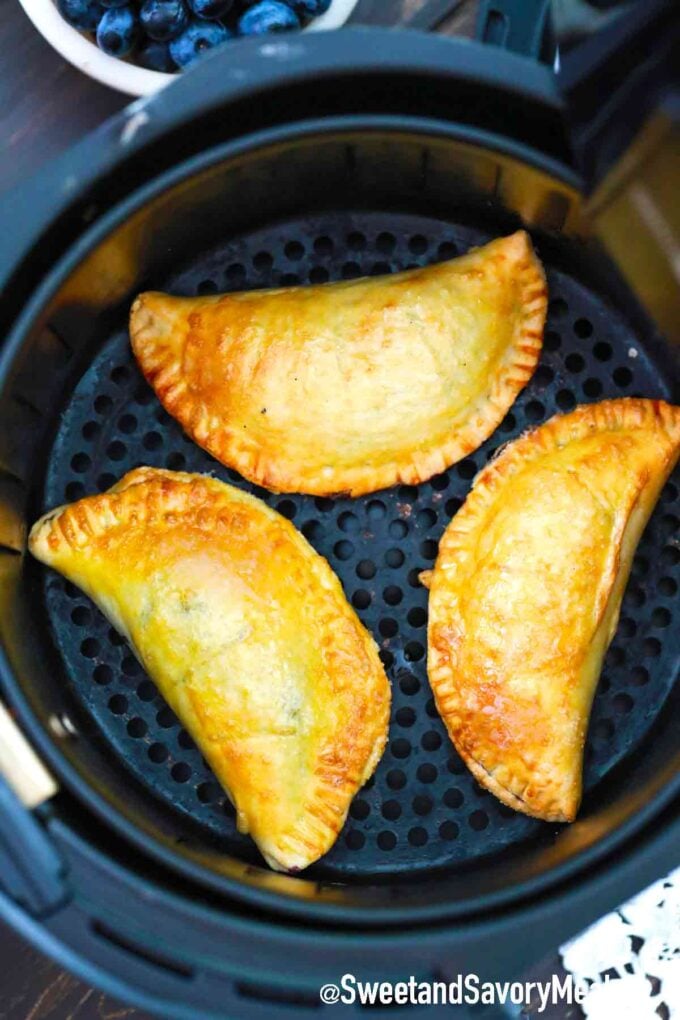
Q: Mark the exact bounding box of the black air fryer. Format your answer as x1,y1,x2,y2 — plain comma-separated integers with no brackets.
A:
0,1,677,1017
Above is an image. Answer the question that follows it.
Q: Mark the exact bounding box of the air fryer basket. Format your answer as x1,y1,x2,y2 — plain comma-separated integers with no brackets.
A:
0,27,677,1012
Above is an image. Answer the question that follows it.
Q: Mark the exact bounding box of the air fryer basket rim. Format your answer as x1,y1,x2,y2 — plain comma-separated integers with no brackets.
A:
2,116,679,928
0,29,676,934
4,803,680,1018
0,115,579,374
0,27,568,321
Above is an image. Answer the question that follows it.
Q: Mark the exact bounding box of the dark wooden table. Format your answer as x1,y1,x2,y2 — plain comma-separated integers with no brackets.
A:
0,1,580,1016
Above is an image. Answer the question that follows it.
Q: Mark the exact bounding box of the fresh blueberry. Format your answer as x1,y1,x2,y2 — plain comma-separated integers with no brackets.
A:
56,0,105,30
237,0,300,35
188,0,234,18
140,0,189,42
96,6,138,56
138,38,177,70
288,0,331,17
169,19,232,66
100,0,130,7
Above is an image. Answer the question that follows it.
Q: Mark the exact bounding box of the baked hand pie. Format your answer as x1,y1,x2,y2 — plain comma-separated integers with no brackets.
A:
29,468,390,871
425,398,680,823
130,231,547,497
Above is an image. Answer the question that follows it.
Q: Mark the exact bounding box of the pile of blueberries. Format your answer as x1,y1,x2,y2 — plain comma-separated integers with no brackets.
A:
57,0,332,71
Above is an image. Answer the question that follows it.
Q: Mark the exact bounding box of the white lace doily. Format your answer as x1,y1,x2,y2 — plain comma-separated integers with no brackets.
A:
560,866,680,1018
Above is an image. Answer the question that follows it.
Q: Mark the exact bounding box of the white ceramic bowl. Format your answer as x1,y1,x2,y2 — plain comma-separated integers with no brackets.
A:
17,0,360,97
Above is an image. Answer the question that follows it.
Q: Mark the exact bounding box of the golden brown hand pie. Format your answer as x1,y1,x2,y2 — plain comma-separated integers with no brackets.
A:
130,231,547,497
29,468,390,871
426,398,680,823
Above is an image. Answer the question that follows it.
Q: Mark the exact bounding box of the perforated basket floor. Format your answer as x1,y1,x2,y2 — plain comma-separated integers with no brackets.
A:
40,212,680,879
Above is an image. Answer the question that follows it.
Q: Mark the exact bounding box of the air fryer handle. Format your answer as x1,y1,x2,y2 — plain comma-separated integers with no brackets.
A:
0,777,66,916
0,775,66,913
0,702,64,915
475,0,554,62
477,0,678,192
557,0,679,189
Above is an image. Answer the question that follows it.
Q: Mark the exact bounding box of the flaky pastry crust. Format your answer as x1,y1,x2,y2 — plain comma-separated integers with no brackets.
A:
427,399,680,822
29,468,390,871
130,232,546,496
